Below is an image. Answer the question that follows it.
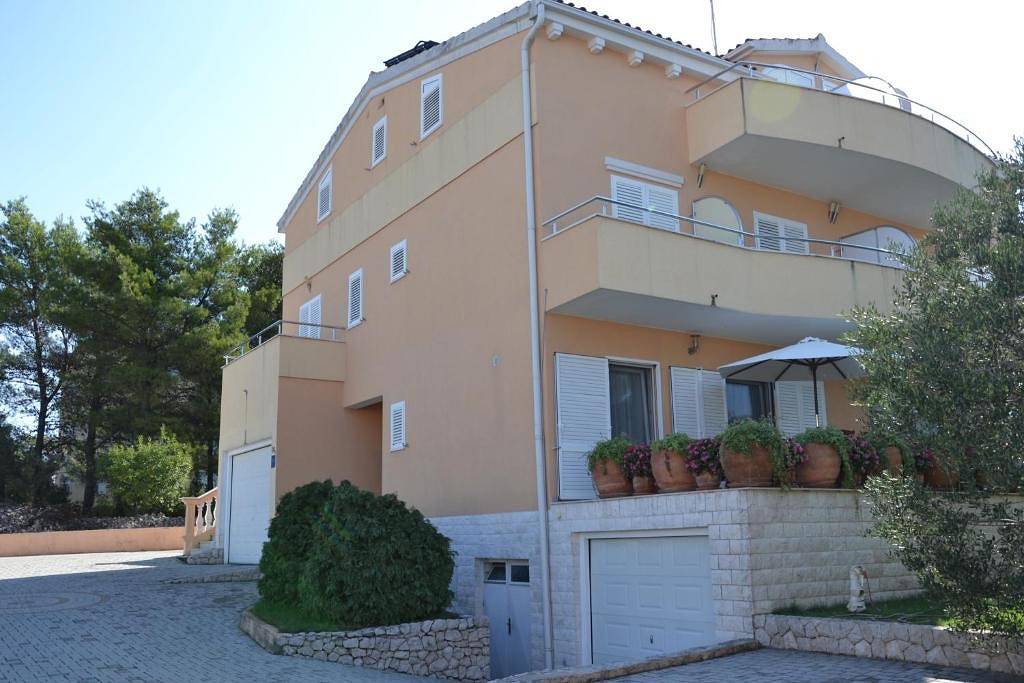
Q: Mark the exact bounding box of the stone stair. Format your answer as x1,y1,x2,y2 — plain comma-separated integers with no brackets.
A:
186,539,224,565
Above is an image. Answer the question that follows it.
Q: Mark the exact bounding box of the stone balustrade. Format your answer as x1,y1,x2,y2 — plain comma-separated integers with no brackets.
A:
180,487,218,558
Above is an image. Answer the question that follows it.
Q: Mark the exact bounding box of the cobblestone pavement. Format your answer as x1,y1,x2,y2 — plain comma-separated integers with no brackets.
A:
615,648,1016,682
0,550,421,682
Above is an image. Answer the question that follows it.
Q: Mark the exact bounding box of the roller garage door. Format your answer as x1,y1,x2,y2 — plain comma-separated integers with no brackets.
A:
590,535,716,664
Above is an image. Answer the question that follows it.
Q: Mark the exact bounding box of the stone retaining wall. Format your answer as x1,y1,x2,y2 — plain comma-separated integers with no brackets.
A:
240,609,490,681
755,614,1024,676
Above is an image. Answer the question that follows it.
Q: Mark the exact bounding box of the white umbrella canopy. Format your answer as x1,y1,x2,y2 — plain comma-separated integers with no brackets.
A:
718,337,865,426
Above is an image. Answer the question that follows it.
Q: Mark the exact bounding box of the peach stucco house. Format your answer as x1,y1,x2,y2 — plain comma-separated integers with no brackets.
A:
205,1,992,675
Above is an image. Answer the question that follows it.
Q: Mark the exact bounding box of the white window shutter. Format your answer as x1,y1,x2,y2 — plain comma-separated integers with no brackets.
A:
775,381,826,435
670,367,701,437
699,370,728,437
420,75,443,138
611,176,646,224
783,220,809,254
347,269,363,328
755,213,782,251
317,170,332,222
298,295,322,339
389,240,408,282
371,116,387,166
645,185,680,231
389,401,406,451
555,353,610,500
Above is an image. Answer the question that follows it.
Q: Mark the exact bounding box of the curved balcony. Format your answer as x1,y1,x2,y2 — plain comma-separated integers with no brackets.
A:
684,67,994,228
539,197,903,345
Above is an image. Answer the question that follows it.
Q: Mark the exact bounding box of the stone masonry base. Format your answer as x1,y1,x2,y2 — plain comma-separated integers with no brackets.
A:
240,608,491,681
756,614,1024,676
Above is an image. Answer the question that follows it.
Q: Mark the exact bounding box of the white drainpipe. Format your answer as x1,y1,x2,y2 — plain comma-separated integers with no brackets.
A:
520,0,554,670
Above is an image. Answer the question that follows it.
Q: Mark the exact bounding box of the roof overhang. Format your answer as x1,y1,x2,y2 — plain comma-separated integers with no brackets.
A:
726,34,866,81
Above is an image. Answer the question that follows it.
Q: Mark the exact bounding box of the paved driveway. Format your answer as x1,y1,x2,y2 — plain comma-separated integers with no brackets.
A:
615,648,1014,682
0,550,420,682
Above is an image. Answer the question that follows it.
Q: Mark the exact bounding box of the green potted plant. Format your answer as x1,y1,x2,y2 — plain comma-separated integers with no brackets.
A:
686,436,722,490
650,433,695,492
623,444,657,495
719,419,782,488
917,446,960,490
586,437,632,498
793,425,847,488
866,431,910,477
845,433,881,487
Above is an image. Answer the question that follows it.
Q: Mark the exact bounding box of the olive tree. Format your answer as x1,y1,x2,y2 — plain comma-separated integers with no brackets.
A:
847,139,1024,636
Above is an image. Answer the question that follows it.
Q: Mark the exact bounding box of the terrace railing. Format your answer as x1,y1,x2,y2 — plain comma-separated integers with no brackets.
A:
223,320,345,366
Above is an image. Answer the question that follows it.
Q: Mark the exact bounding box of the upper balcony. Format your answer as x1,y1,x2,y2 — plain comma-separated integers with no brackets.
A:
685,63,994,228
539,197,904,345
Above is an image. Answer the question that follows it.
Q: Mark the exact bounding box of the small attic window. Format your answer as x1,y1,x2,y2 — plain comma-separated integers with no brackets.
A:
317,169,332,222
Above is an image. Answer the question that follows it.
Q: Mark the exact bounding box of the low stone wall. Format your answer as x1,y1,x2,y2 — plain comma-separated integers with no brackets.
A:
755,614,1024,676
240,608,490,681
0,526,184,557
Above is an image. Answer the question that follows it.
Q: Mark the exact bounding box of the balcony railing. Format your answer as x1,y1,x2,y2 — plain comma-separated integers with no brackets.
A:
687,61,995,158
223,319,346,366
541,195,908,267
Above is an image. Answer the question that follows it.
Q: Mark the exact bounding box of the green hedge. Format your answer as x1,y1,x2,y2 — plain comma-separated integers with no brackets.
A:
258,480,335,605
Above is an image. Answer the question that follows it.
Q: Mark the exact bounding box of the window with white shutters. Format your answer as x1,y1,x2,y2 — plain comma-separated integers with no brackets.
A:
347,269,363,329
775,381,826,436
317,169,332,222
389,240,408,283
298,295,322,339
670,367,727,438
420,74,443,139
754,212,808,254
555,353,610,500
611,176,679,231
389,401,406,452
371,116,387,167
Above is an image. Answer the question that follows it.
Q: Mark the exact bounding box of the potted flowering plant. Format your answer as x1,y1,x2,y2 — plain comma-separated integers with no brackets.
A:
650,433,695,492
586,437,632,498
623,443,657,495
866,431,910,477
686,437,722,490
917,446,960,490
846,433,881,487
793,425,847,488
719,419,783,488
775,437,806,487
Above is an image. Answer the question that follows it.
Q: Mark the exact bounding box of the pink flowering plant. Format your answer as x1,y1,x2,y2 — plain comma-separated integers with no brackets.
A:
846,433,881,476
622,443,653,479
685,437,722,476
914,447,936,473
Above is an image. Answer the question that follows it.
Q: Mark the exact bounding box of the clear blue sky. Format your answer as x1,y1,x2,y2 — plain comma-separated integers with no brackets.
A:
2,0,1019,246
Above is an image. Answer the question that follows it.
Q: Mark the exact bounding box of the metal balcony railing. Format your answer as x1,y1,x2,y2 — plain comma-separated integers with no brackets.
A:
540,195,911,268
223,320,345,366
686,61,995,158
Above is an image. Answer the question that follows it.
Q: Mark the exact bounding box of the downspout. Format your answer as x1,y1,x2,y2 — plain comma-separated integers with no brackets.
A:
521,0,554,670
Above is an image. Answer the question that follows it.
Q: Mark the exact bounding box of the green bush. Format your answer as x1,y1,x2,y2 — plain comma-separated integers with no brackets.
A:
103,428,192,514
586,436,630,472
258,480,335,606
651,432,690,454
297,481,454,629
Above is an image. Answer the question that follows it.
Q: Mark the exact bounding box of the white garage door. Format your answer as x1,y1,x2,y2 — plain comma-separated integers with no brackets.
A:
590,536,716,664
227,447,273,565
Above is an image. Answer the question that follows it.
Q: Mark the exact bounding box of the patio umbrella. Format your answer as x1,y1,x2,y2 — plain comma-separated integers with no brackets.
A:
717,337,864,426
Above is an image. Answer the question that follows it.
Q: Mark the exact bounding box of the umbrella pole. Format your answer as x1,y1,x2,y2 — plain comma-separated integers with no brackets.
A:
812,364,821,426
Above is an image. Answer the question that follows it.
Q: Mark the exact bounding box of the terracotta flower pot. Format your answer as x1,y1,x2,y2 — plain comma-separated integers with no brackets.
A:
651,449,696,492
632,475,657,495
796,442,841,488
923,462,960,491
695,472,721,491
883,446,903,477
591,460,632,498
721,444,774,487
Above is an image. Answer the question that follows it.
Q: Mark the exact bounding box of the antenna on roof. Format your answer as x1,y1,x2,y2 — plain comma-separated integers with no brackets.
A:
709,0,720,56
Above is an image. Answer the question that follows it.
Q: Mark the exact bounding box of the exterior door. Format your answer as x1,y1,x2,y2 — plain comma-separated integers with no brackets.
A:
227,446,273,564
483,561,531,678
590,536,716,664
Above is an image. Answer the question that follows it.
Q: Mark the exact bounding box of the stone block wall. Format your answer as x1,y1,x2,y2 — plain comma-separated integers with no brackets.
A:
756,614,1024,676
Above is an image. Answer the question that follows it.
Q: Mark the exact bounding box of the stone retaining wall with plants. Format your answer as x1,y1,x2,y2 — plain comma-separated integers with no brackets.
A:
755,614,1024,676
241,609,490,680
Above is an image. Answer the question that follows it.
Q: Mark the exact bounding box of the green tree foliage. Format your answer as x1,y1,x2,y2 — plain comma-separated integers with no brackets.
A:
103,428,193,515
848,140,1024,637
237,241,284,335
289,482,454,629
258,480,335,605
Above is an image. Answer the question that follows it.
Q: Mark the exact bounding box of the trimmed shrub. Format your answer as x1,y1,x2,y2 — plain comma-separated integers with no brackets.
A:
297,481,454,628
258,479,334,606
